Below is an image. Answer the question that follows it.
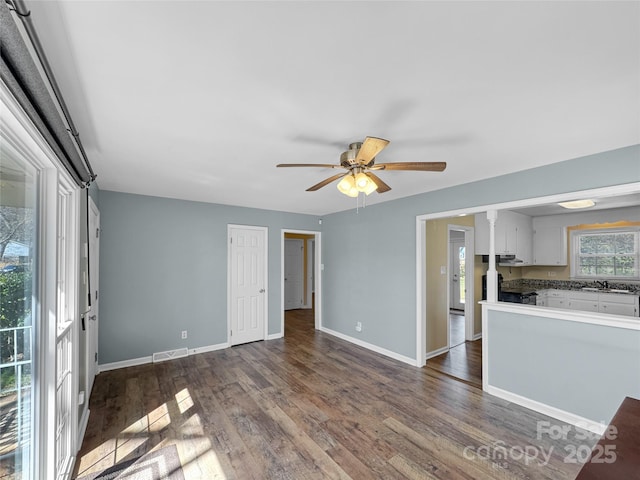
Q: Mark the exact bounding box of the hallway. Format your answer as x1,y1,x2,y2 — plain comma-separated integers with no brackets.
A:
427,311,482,388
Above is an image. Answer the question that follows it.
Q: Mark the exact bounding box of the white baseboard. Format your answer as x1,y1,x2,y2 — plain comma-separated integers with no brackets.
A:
472,332,482,341
320,327,416,366
77,408,90,452
425,346,449,360
189,342,228,355
99,355,152,373
99,342,229,372
267,333,283,340
485,384,606,435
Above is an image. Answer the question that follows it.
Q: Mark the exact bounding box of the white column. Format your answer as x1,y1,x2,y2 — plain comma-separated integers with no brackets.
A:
486,210,499,302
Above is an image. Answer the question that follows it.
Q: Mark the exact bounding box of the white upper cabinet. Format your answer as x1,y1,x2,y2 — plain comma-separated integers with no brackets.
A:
514,212,533,264
475,211,533,263
532,226,568,265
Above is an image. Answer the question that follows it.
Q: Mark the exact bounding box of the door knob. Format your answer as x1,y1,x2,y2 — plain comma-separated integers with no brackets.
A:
259,288,265,293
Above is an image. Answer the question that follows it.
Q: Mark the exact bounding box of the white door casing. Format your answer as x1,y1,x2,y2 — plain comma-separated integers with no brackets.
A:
284,239,304,310
228,225,267,346
86,196,99,394
450,238,465,311
446,225,475,350
305,239,314,309
280,229,322,337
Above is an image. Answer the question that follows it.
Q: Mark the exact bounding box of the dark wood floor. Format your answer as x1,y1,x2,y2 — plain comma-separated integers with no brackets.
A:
426,339,483,388
74,309,589,479
449,311,465,348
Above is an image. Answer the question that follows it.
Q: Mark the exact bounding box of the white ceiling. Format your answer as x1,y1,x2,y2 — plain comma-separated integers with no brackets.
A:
26,1,640,216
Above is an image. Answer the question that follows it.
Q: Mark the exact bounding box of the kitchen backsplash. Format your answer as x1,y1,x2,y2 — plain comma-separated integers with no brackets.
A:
502,278,640,294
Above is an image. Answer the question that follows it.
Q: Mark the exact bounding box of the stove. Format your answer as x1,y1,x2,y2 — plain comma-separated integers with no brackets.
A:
500,288,538,305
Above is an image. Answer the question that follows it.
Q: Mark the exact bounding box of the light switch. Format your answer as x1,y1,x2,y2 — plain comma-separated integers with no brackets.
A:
440,266,447,275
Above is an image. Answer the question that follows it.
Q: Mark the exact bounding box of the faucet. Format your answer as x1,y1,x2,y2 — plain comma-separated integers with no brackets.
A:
595,280,609,289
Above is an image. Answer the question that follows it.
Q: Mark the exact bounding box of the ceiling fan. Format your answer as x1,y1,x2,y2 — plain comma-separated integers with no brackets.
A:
277,137,446,197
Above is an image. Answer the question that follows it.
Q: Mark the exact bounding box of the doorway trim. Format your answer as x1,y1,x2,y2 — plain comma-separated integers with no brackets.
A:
84,195,100,413
280,229,322,335
447,225,475,348
227,224,269,344
305,238,315,309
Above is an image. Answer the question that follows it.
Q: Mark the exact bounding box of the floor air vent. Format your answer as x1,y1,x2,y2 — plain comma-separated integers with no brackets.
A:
152,347,189,363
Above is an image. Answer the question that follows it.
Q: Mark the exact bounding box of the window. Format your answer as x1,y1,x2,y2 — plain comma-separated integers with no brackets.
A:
571,227,640,280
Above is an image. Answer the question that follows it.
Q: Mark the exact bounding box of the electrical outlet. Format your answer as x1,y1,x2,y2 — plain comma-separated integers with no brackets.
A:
181,330,188,339
355,322,362,332
548,271,557,277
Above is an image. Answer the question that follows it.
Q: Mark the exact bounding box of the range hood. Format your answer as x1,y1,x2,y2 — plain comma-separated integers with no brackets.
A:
498,255,524,266
480,254,525,266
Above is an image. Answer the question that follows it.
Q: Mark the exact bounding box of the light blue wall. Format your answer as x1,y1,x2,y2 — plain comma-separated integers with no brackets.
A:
98,145,639,365
98,191,319,364
487,309,640,424
322,145,640,359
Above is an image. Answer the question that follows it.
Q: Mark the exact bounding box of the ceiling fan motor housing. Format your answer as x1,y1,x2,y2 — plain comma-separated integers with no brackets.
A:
340,142,374,168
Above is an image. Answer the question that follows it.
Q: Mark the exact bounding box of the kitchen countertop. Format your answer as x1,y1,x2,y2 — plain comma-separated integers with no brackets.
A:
535,287,638,296
501,280,640,296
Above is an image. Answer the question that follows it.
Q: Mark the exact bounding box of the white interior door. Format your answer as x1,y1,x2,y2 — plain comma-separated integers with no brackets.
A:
305,238,314,309
86,197,99,395
284,239,304,310
229,226,267,346
450,239,466,311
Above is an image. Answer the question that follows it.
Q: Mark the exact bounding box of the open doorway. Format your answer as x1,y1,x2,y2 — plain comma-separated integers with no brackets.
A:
446,224,475,348
449,229,466,348
423,218,481,386
281,229,321,336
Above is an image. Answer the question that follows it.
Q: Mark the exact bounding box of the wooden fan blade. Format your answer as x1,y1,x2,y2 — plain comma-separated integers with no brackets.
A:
355,137,390,165
371,162,446,172
306,173,348,191
277,163,344,169
366,172,392,193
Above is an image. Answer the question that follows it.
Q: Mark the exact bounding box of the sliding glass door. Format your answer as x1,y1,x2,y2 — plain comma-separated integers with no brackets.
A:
0,149,38,479
2,79,81,480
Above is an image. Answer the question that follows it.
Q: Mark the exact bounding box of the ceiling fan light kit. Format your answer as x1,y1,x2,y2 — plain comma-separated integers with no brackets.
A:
337,174,358,197
277,136,447,200
337,170,377,197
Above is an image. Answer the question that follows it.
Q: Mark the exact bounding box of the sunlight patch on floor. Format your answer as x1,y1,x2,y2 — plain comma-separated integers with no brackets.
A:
148,402,171,432
76,389,228,479
176,434,226,480
176,387,194,414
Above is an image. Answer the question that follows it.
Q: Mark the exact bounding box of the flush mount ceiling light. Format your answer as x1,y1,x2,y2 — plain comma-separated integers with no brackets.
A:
558,199,596,209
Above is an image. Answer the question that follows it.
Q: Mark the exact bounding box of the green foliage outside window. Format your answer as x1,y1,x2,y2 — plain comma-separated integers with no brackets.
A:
1,271,32,394
576,231,638,278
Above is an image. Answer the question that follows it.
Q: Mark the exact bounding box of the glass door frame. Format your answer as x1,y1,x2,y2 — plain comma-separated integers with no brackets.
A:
1,79,81,480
